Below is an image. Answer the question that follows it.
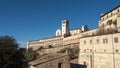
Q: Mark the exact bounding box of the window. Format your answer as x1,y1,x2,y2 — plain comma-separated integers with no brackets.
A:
96,39,99,44
103,38,108,44
90,40,92,44
84,61,86,65
114,37,118,43
118,9,119,12
116,50,118,53
58,63,62,68
106,39,108,43
84,49,86,52
84,40,86,44
90,49,92,52
104,49,106,52
63,25,65,27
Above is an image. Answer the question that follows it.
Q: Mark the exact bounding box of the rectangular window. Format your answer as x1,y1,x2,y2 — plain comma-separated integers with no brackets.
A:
103,38,108,44
84,40,86,44
63,25,65,27
90,40,92,44
114,37,118,43
96,39,99,44
106,39,108,44
58,63,62,68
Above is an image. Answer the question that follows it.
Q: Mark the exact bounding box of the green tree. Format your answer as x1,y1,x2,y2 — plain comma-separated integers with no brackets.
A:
0,35,25,68
113,20,117,25
58,47,79,60
26,48,39,61
38,46,43,51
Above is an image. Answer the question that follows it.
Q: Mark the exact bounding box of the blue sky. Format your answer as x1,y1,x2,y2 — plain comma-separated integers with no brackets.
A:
0,0,119,48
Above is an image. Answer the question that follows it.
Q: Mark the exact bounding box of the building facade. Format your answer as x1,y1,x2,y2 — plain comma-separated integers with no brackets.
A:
78,5,120,68
28,53,70,68
79,33,120,68
99,6,120,33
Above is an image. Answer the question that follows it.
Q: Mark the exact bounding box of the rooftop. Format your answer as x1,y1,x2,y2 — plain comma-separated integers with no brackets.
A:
28,53,68,66
101,5,120,17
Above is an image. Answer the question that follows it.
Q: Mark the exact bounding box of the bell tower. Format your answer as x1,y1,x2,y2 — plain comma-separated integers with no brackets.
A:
61,20,69,36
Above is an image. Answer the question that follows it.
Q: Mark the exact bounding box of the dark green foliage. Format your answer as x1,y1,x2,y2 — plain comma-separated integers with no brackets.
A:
58,47,79,60
107,20,112,26
48,45,53,48
58,48,66,53
0,35,25,68
38,46,43,51
113,20,117,25
26,48,40,61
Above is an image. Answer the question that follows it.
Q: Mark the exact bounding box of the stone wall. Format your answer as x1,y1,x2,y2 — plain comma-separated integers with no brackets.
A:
27,36,63,50
28,53,70,68
63,34,80,45
38,44,78,54
78,33,120,68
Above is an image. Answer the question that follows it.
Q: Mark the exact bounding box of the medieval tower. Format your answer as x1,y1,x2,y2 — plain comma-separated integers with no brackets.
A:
62,20,69,36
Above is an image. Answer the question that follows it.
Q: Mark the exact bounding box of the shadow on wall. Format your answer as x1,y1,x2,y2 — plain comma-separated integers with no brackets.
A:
70,63,87,68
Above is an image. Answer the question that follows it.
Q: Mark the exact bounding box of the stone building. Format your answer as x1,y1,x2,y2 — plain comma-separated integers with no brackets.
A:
99,5,120,32
78,33,120,68
28,53,70,68
27,19,88,50
27,4,120,68
63,34,80,46
56,20,89,37
78,5,120,68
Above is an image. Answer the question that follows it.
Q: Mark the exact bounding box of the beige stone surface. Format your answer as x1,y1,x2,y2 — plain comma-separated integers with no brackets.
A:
78,33,120,68
28,5,120,68
78,6,120,68
99,6,120,29
27,36,63,50
28,53,70,68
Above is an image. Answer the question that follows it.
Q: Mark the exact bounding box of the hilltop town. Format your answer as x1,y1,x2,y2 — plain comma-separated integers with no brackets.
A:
27,5,120,68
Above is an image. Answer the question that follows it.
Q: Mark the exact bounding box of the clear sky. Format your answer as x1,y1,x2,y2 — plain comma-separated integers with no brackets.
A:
0,0,119,48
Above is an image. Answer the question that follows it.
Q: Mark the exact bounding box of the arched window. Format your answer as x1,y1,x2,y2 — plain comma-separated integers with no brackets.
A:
118,9,119,12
